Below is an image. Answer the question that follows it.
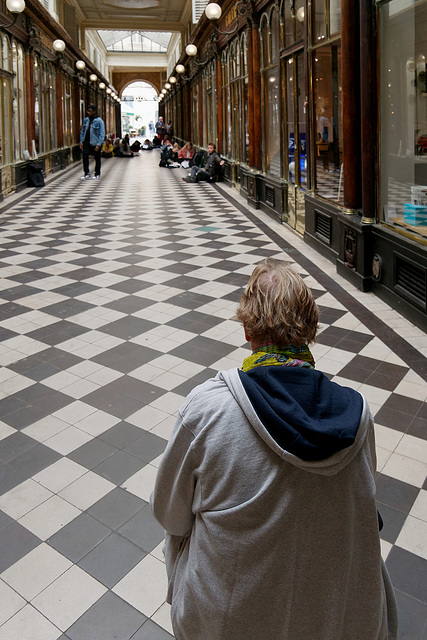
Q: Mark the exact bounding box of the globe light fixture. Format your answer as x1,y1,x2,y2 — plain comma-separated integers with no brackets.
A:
99,82,106,89
75,60,86,71
106,87,112,94
205,2,222,20
296,7,305,21
89,73,98,82
169,76,177,83
52,39,66,52
6,0,25,13
186,43,197,57
165,82,171,89
176,64,185,74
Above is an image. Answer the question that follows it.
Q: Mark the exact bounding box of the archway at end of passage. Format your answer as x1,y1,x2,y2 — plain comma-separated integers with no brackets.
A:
120,81,159,139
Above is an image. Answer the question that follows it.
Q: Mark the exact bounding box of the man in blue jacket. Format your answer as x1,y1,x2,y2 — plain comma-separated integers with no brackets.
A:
79,104,105,180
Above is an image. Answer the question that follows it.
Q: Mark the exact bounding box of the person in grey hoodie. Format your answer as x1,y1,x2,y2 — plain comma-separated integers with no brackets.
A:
151,258,398,640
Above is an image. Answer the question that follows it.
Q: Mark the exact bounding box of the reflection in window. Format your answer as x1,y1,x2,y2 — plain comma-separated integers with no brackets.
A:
261,9,281,177
380,0,427,238
1,35,13,166
314,45,343,203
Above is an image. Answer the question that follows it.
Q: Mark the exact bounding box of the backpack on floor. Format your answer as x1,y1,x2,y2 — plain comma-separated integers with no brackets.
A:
27,162,45,187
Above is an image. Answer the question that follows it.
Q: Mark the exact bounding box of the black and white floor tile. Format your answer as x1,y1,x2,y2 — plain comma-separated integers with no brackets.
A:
0,151,426,639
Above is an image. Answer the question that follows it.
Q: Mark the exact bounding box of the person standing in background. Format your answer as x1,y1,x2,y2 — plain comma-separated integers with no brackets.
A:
79,104,105,180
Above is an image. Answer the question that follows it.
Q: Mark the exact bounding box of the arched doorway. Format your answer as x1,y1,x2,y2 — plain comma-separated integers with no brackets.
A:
121,81,158,139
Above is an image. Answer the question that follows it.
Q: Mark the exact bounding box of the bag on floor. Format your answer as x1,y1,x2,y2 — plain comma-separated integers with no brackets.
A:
27,162,45,188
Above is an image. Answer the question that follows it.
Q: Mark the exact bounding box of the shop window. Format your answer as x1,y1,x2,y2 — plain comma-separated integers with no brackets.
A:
62,76,73,147
191,79,199,146
0,35,13,166
283,54,307,188
261,8,281,176
203,60,216,146
313,44,343,203
380,0,427,240
281,0,304,48
241,32,249,164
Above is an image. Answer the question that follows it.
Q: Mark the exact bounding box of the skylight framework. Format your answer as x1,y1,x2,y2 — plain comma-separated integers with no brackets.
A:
98,30,171,53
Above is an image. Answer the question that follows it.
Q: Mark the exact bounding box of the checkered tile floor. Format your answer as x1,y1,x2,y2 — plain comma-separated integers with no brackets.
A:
0,151,426,639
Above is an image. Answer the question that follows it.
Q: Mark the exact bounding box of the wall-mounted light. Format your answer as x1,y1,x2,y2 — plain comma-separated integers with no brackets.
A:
2,0,25,27
205,2,222,20
89,73,98,82
106,87,112,94
296,7,305,22
52,39,66,52
99,82,106,89
176,64,185,74
186,44,198,57
169,76,177,83
75,60,86,71
165,82,171,89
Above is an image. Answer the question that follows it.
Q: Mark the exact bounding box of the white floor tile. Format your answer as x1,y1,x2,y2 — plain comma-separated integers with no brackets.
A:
123,464,158,502
0,604,61,640
0,479,52,520
32,565,107,632
0,579,26,626
395,515,427,560
58,471,115,511
113,554,168,617
18,495,81,540
2,543,72,600
382,453,427,487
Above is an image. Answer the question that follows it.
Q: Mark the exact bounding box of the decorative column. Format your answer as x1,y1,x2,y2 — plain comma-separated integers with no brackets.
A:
359,0,376,223
341,0,362,213
251,18,262,170
246,25,255,167
25,50,35,149
216,58,223,153
56,67,64,148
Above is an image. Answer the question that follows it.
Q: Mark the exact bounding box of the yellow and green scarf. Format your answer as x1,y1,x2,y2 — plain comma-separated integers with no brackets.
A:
242,344,315,373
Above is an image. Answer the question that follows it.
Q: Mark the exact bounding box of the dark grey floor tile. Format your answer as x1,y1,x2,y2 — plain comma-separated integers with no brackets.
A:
0,522,41,572
67,438,118,470
41,299,95,319
386,547,427,604
87,487,147,531
91,344,162,373
0,431,38,463
94,450,146,485
395,589,427,640
48,513,111,563
104,296,155,314
0,509,13,532
123,432,167,463
374,407,415,433
22,362,62,381
130,619,174,639
99,316,158,339
166,291,213,310
83,388,146,419
78,532,146,587
2,404,48,429
0,395,26,418
172,367,217,397
407,416,427,441
8,443,61,479
65,591,147,640
378,503,407,544
98,421,145,449
118,503,165,553
376,475,419,513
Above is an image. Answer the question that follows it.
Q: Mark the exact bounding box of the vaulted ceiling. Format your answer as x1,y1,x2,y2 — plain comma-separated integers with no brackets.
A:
72,0,189,32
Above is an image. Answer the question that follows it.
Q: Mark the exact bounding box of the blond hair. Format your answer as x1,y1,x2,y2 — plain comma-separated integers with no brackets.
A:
236,259,318,346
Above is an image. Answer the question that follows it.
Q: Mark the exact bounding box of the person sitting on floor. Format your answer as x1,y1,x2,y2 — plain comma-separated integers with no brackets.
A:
182,143,225,183
159,138,173,167
130,139,141,153
114,138,134,157
152,135,161,148
101,137,114,158
142,139,153,150
178,142,194,168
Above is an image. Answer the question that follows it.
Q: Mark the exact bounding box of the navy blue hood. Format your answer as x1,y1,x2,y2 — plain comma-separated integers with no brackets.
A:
238,367,363,462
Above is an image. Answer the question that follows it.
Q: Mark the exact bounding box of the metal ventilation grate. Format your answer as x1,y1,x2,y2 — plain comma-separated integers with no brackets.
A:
395,255,426,309
266,186,275,207
315,210,332,244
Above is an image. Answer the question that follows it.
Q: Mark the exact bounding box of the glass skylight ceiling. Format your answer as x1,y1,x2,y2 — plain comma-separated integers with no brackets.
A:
98,30,171,52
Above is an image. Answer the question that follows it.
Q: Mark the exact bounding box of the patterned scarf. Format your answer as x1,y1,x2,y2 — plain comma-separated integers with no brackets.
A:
242,344,315,372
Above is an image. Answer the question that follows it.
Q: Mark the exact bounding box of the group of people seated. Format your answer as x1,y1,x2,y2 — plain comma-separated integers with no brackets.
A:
102,131,224,183
159,137,225,183
101,133,146,158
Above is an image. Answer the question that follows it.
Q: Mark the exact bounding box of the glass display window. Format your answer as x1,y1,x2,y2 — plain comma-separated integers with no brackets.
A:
380,0,427,240
313,44,344,203
261,7,281,176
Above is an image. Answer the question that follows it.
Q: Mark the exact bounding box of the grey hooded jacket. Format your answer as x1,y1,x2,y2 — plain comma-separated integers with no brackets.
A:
151,367,398,640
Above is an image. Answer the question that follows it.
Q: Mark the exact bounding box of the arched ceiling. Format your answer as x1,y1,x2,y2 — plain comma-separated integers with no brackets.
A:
71,0,189,31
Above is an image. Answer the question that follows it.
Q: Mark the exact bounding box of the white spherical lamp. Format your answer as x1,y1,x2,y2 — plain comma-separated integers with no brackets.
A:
296,7,305,22
53,39,66,52
6,0,25,13
186,44,197,57
176,64,185,74
165,82,171,89
205,2,222,20
89,74,98,82
169,76,177,83
75,60,86,71
99,82,106,89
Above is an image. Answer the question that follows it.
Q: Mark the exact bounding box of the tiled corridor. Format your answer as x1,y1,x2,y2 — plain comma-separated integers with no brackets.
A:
0,150,426,639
